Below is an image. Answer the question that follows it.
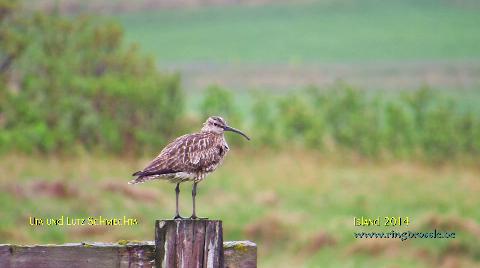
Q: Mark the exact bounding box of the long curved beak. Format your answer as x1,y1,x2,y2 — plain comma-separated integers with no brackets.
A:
224,126,250,140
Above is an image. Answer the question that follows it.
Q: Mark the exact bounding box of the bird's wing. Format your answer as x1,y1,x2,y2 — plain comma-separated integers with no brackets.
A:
185,133,224,172
137,134,190,176
137,132,222,176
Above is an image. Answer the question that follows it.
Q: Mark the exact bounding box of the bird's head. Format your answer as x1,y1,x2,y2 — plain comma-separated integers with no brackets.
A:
201,116,250,140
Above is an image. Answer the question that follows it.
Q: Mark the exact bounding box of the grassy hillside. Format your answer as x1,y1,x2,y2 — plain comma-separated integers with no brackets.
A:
117,0,480,63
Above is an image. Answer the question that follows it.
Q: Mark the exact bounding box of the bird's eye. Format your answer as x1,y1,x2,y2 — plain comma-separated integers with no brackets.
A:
213,123,219,127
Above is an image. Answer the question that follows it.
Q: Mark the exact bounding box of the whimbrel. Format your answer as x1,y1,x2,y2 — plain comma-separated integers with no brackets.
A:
129,116,250,219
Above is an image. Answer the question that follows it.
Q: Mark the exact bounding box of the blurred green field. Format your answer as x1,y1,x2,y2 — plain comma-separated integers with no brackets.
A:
1,152,480,267
117,0,480,63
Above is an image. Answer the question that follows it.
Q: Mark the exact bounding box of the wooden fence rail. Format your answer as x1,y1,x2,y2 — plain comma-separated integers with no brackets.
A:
0,220,257,268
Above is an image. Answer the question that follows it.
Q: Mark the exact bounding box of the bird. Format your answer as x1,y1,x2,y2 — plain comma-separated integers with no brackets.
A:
129,116,250,219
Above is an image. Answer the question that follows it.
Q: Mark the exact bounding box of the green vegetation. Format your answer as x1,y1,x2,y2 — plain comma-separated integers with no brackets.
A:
0,1,183,154
117,0,480,63
2,1,478,161
1,153,479,267
200,85,480,161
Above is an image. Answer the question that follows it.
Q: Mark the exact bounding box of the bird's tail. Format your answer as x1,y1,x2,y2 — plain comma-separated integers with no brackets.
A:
132,170,143,176
128,178,145,184
128,171,149,184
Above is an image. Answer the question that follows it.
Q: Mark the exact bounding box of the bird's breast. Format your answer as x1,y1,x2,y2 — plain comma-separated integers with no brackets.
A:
218,144,229,157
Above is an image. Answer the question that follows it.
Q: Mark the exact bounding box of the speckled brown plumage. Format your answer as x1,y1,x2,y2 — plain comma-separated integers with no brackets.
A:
130,132,228,184
129,116,250,219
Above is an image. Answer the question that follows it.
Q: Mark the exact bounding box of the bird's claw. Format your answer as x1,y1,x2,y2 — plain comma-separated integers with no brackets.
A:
190,215,208,220
173,215,187,220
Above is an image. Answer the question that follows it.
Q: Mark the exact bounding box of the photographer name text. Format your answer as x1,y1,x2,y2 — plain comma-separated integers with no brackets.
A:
29,216,138,226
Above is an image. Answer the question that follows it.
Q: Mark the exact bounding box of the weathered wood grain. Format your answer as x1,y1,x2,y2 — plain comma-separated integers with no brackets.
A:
155,219,224,268
192,221,207,268
223,241,257,268
0,235,256,268
0,242,156,268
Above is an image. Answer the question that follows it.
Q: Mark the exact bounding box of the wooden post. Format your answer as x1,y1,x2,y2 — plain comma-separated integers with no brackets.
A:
155,219,224,268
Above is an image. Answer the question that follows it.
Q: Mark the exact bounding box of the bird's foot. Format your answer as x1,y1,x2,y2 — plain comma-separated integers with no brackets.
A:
173,214,187,220
190,215,208,220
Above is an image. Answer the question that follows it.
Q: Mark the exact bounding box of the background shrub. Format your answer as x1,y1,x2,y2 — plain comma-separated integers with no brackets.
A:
0,4,183,154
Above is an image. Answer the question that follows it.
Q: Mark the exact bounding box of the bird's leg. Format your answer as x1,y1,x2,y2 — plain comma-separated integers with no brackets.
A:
173,183,185,220
190,182,207,219
191,182,198,219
